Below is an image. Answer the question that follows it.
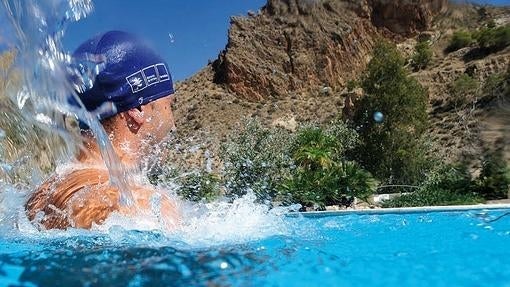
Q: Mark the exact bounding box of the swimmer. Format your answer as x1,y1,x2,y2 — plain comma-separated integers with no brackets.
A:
25,31,180,230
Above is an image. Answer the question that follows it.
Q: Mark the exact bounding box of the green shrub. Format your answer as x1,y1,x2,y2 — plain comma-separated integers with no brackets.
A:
482,73,508,101
447,30,474,52
219,118,373,208
382,164,484,208
177,171,222,202
278,126,341,209
475,25,510,51
450,74,479,107
337,161,379,202
278,125,376,209
412,40,433,70
221,120,293,201
346,80,358,92
279,160,377,210
353,41,430,185
476,150,510,200
381,188,484,208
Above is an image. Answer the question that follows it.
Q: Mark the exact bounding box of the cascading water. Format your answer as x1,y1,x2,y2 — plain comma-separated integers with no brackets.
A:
1,0,137,207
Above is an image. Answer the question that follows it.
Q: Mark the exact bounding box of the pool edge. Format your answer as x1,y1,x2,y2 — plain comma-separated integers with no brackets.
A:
291,203,510,217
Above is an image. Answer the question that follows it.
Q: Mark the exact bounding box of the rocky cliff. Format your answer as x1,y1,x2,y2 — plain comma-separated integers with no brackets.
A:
366,0,448,35
212,0,447,102
172,0,510,171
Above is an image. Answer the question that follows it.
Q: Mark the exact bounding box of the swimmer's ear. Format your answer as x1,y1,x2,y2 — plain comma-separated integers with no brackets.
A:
126,108,145,125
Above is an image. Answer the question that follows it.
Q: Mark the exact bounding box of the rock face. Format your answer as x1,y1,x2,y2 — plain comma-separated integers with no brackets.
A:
172,0,510,172
366,0,448,36
213,0,447,101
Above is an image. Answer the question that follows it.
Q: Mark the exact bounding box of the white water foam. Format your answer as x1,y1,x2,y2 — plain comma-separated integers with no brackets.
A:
0,181,301,248
90,192,300,247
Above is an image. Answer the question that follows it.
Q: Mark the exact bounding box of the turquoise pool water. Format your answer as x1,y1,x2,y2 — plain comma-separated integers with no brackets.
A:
1,207,510,287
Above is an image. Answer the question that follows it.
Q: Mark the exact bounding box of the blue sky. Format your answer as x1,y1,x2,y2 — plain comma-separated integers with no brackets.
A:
1,0,509,80
473,0,510,4
64,0,266,81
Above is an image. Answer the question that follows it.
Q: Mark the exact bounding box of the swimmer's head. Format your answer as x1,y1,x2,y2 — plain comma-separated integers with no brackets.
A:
71,30,174,120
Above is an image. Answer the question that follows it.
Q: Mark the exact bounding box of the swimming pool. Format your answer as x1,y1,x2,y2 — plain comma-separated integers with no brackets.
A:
1,205,510,287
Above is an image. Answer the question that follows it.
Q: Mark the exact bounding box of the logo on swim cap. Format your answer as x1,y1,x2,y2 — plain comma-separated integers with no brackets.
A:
126,71,146,93
126,63,171,94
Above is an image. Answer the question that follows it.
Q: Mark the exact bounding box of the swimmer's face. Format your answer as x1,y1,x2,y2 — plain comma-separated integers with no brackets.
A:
140,95,176,143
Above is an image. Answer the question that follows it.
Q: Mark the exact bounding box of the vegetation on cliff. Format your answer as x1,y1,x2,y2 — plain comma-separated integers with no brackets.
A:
412,39,433,70
447,24,510,53
172,35,510,209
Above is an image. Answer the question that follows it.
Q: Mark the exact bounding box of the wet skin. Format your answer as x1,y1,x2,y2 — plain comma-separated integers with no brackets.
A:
25,95,180,230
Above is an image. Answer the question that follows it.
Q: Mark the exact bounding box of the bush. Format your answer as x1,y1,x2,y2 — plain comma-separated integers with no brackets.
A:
450,74,479,107
148,162,222,203
447,30,474,52
382,188,484,208
412,40,433,70
353,41,430,185
277,125,376,209
337,161,379,202
475,25,510,51
177,171,222,202
482,73,508,101
382,164,484,208
221,120,293,201
476,150,510,200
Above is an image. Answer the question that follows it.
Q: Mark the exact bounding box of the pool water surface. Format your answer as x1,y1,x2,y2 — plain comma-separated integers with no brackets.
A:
1,208,510,287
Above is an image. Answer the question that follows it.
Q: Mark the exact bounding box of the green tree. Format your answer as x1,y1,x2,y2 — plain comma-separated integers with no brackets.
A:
353,41,429,185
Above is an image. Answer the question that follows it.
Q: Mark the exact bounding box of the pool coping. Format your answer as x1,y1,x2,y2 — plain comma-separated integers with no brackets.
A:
292,203,510,217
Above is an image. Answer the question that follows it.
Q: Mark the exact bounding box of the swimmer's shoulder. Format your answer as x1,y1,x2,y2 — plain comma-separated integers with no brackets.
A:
25,165,118,229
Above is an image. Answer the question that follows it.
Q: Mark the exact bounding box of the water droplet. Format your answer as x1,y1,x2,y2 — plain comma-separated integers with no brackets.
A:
220,262,228,269
16,86,31,109
168,33,175,44
373,111,384,123
35,113,53,125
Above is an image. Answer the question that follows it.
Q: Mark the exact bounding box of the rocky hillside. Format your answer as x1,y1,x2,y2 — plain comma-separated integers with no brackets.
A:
413,3,510,168
171,0,510,171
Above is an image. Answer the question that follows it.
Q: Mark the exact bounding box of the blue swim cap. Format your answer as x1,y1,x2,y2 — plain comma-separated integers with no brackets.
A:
71,30,174,120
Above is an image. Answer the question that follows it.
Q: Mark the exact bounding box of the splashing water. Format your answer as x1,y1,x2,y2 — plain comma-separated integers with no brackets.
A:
1,0,135,203
0,0,299,250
